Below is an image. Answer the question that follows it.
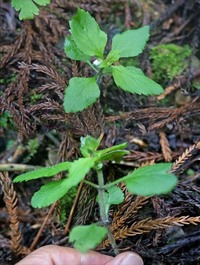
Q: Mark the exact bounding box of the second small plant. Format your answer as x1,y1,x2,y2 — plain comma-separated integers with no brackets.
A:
63,8,163,113
14,135,177,254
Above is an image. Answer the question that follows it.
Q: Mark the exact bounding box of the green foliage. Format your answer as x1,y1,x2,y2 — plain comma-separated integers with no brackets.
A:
64,9,163,113
80,135,101,157
24,138,40,162
30,92,42,104
111,25,150,58
112,65,163,95
63,77,100,113
104,186,124,215
31,178,72,208
59,187,77,223
120,163,177,196
69,224,107,253
64,35,90,63
14,135,177,252
0,111,13,128
150,44,191,85
69,9,107,58
13,161,71,182
11,0,51,20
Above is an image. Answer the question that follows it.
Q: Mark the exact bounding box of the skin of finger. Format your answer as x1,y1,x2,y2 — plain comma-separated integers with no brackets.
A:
105,252,144,265
15,245,113,265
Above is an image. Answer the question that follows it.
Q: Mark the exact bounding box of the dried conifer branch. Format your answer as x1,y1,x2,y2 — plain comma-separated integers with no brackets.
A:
124,216,200,236
159,131,172,162
140,160,155,166
125,150,180,164
0,30,26,68
101,215,200,248
106,101,200,131
0,172,30,255
111,196,150,234
19,63,66,87
170,142,199,173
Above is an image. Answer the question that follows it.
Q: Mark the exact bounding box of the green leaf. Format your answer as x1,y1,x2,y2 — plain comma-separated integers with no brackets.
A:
63,77,100,113
31,178,73,208
64,35,90,62
68,157,96,181
69,8,107,58
112,65,163,95
112,26,150,58
11,0,50,20
31,157,95,208
69,224,107,252
13,162,71,182
99,150,129,163
97,142,127,157
121,163,177,196
99,50,120,68
104,186,124,214
80,135,101,157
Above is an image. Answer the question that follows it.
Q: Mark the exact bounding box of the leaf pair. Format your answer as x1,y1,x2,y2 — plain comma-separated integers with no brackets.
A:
64,9,163,113
14,137,177,209
13,136,128,208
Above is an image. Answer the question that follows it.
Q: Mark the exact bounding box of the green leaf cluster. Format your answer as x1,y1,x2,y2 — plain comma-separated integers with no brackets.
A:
13,135,177,252
13,136,129,208
64,9,163,113
150,44,191,85
11,0,51,20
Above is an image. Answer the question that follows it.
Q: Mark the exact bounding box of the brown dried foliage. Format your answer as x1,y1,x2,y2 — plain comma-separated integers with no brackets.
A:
106,101,200,131
0,172,30,255
125,150,180,164
102,212,200,248
109,216,200,243
159,131,172,162
171,141,200,174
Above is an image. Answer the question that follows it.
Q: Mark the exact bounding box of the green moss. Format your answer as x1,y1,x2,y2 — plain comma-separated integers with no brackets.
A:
24,138,40,162
59,187,77,223
30,92,42,103
0,111,15,129
150,44,191,85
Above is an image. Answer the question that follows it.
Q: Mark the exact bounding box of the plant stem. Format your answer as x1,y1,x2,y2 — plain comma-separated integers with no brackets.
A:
96,169,119,255
87,61,99,73
83,180,99,189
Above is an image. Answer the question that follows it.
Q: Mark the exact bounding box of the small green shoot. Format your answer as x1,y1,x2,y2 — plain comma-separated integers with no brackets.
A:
63,9,163,113
14,135,177,253
11,0,51,20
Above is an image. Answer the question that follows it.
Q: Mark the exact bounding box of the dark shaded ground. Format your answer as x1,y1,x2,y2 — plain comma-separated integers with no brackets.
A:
0,0,200,264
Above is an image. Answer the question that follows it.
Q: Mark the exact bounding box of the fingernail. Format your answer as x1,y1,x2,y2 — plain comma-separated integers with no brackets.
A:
120,254,143,265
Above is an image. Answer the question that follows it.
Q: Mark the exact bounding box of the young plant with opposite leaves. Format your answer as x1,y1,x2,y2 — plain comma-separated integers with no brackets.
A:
14,135,177,254
63,8,164,113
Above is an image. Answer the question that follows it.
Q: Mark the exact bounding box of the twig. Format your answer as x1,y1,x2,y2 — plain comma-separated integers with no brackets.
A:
0,163,36,172
64,181,84,234
30,202,57,251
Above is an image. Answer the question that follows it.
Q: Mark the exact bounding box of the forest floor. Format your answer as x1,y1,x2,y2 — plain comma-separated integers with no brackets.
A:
0,0,200,264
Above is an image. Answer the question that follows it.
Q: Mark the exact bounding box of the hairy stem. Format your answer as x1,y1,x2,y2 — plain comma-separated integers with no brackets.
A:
97,169,119,255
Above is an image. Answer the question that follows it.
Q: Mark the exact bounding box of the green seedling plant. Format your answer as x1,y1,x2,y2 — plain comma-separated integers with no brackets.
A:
63,8,164,113
11,0,51,20
14,135,177,254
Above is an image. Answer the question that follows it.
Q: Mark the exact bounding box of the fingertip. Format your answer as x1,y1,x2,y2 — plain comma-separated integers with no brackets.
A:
107,252,144,265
